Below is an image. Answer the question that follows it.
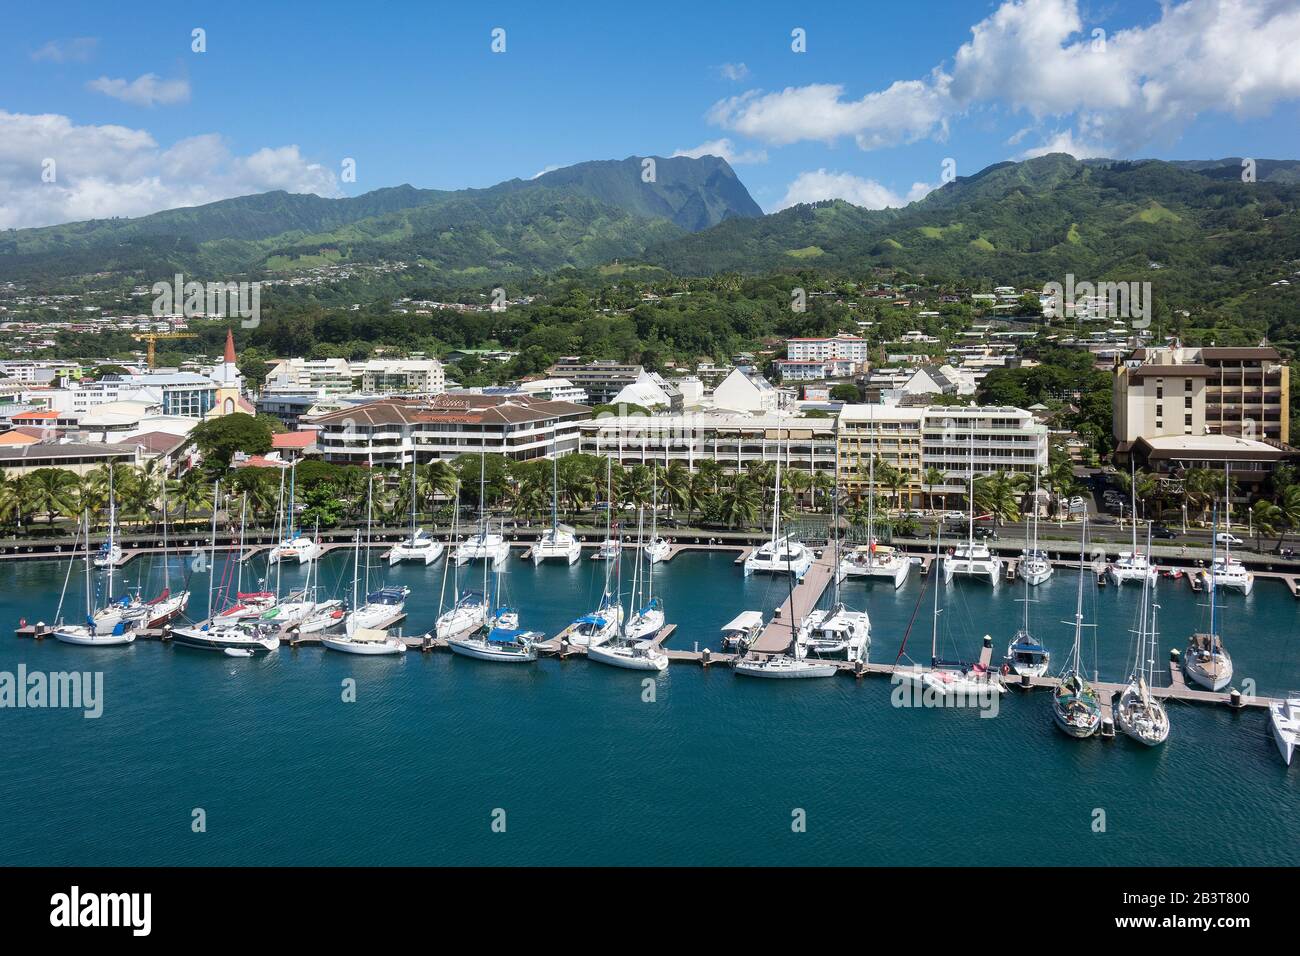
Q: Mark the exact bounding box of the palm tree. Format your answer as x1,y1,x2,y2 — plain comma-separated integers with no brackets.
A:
1274,483,1300,549
661,461,692,517
27,468,78,524
0,472,22,528
783,468,811,514
717,477,761,529
421,461,459,505
973,471,1022,525
1251,499,1281,551
922,466,945,513
810,470,836,513
169,470,213,526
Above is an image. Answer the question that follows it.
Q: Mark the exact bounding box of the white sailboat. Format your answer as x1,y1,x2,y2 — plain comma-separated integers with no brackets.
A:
171,482,280,654
743,420,813,579
799,489,870,662
1108,461,1157,586
1051,518,1102,738
735,428,836,679
53,513,135,646
572,459,628,648
1184,502,1234,691
345,475,409,631
1116,525,1171,745
452,449,510,567
642,469,670,563
389,458,444,565
589,505,669,671
943,437,1001,585
838,435,909,588
1019,470,1053,586
448,543,541,663
268,461,321,565
1269,699,1300,765
433,485,488,640
93,467,122,568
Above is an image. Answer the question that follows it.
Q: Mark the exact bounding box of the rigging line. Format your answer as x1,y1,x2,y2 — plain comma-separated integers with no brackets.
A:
894,574,930,666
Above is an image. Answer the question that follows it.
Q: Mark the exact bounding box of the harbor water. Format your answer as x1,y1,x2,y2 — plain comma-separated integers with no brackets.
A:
2,548,1298,866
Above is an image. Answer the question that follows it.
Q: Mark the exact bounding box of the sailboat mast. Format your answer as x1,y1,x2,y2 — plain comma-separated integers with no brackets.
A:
83,508,92,618
931,519,943,664
161,480,170,591
1130,457,1138,555
551,431,559,533
867,410,875,548
206,481,220,620
106,466,115,597
409,456,418,541
967,433,975,550
364,472,373,597
1073,517,1087,664
1209,501,1218,636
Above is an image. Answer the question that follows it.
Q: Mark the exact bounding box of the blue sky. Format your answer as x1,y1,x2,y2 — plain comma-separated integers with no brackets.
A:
3,0,1299,228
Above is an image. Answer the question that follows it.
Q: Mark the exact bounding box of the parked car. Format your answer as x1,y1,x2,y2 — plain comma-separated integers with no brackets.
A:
1150,526,1179,539
1215,532,1244,546
973,527,999,540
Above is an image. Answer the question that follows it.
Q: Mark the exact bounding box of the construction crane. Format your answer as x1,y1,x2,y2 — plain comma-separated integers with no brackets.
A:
132,331,199,369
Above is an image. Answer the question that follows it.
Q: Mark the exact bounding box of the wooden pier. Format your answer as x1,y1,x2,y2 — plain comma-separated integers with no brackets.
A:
748,552,838,654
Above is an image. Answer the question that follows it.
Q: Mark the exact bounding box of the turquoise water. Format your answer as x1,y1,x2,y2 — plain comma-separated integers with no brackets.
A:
2,548,1298,866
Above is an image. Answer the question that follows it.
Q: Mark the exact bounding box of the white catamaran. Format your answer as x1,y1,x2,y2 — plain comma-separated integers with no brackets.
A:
533,434,581,565
799,488,869,662
268,461,321,565
389,458,444,566
1108,461,1157,587
838,430,909,588
943,437,1001,586
744,419,813,579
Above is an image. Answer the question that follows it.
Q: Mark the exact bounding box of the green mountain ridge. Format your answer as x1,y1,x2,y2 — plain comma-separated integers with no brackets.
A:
0,155,759,282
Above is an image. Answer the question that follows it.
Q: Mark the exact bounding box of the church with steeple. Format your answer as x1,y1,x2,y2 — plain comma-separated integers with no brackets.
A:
207,327,253,418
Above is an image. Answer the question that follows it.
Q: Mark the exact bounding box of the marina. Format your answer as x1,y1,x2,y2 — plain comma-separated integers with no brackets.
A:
4,540,1299,866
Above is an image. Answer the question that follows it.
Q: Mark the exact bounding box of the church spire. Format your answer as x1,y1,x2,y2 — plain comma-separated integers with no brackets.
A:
224,327,237,365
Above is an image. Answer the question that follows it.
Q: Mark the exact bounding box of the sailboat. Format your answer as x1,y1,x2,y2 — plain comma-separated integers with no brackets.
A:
452,449,510,567
799,487,870,662
171,482,281,654
345,474,409,631
433,484,488,639
93,467,123,568
838,427,909,588
1108,460,1157,586
624,507,665,642
642,469,670,563
943,436,1001,585
735,426,836,679
268,461,321,564
1116,524,1171,746
208,494,275,627
389,458,444,565
264,520,342,632
1269,699,1300,765
743,420,813,579
321,513,406,656
1018,470,1053,586
571,460,627,648
53,513,135,646
1184,502,1234,691
532,435,581,564
1051,517,1102,738
1006,481,1051,677
448,534,542,662
1200,464,1253,595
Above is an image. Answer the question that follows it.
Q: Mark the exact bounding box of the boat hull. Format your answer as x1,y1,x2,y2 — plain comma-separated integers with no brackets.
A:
447,638,537,662
734,657,836,678
320,635,406,655
52,628,135,646
169,627,280,654
587,642,668,671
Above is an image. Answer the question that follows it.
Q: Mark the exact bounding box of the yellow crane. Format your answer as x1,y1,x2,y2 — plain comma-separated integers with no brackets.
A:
132,331,199,369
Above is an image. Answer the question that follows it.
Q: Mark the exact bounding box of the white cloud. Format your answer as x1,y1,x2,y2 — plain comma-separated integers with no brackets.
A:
87,73,191,107
1017,129,1109,160
31,38,98,63
0,110,340,229
707,0,1300,157
774,169,934,211
708,75,950,150
718,62,749,82
671,138,767,165
530,164,562,179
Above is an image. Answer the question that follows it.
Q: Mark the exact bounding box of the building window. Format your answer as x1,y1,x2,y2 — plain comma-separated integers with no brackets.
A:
1185,414,1192,426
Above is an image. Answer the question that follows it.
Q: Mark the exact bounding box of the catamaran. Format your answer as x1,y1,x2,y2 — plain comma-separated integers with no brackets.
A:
453,449,510,567
838,436,909,588
448,545,541,662
533,443,581,565
268,461,321,565
943,437,1001,585
1108,461,1157,586
1115,534,1171,746
1269,699,1300,765
389,458,444,566
799,488,869,662
52,514,135,646
744,420,813,579
1184,503,1234,691
93,467,122,568
1019,470,1053,587
642,469,671,563
170,482,280,654
1200,465,1253,595
1051,517,1102,738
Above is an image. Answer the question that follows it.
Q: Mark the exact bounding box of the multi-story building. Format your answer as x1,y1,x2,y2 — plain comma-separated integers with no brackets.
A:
354,359,445,395
836,405,926,504
263,358,354,397
578,412,838,477
546,359,643,405
311,393,590,467
920,405,1050,497
786,333,869,365
773,358,857,382
1114,344,1290,444
48,372,219,419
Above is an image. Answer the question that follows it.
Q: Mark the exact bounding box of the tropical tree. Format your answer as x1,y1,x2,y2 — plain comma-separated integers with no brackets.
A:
922,466,945,513
26,468,79,524
169,470,214,526
1250,499,1281,551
